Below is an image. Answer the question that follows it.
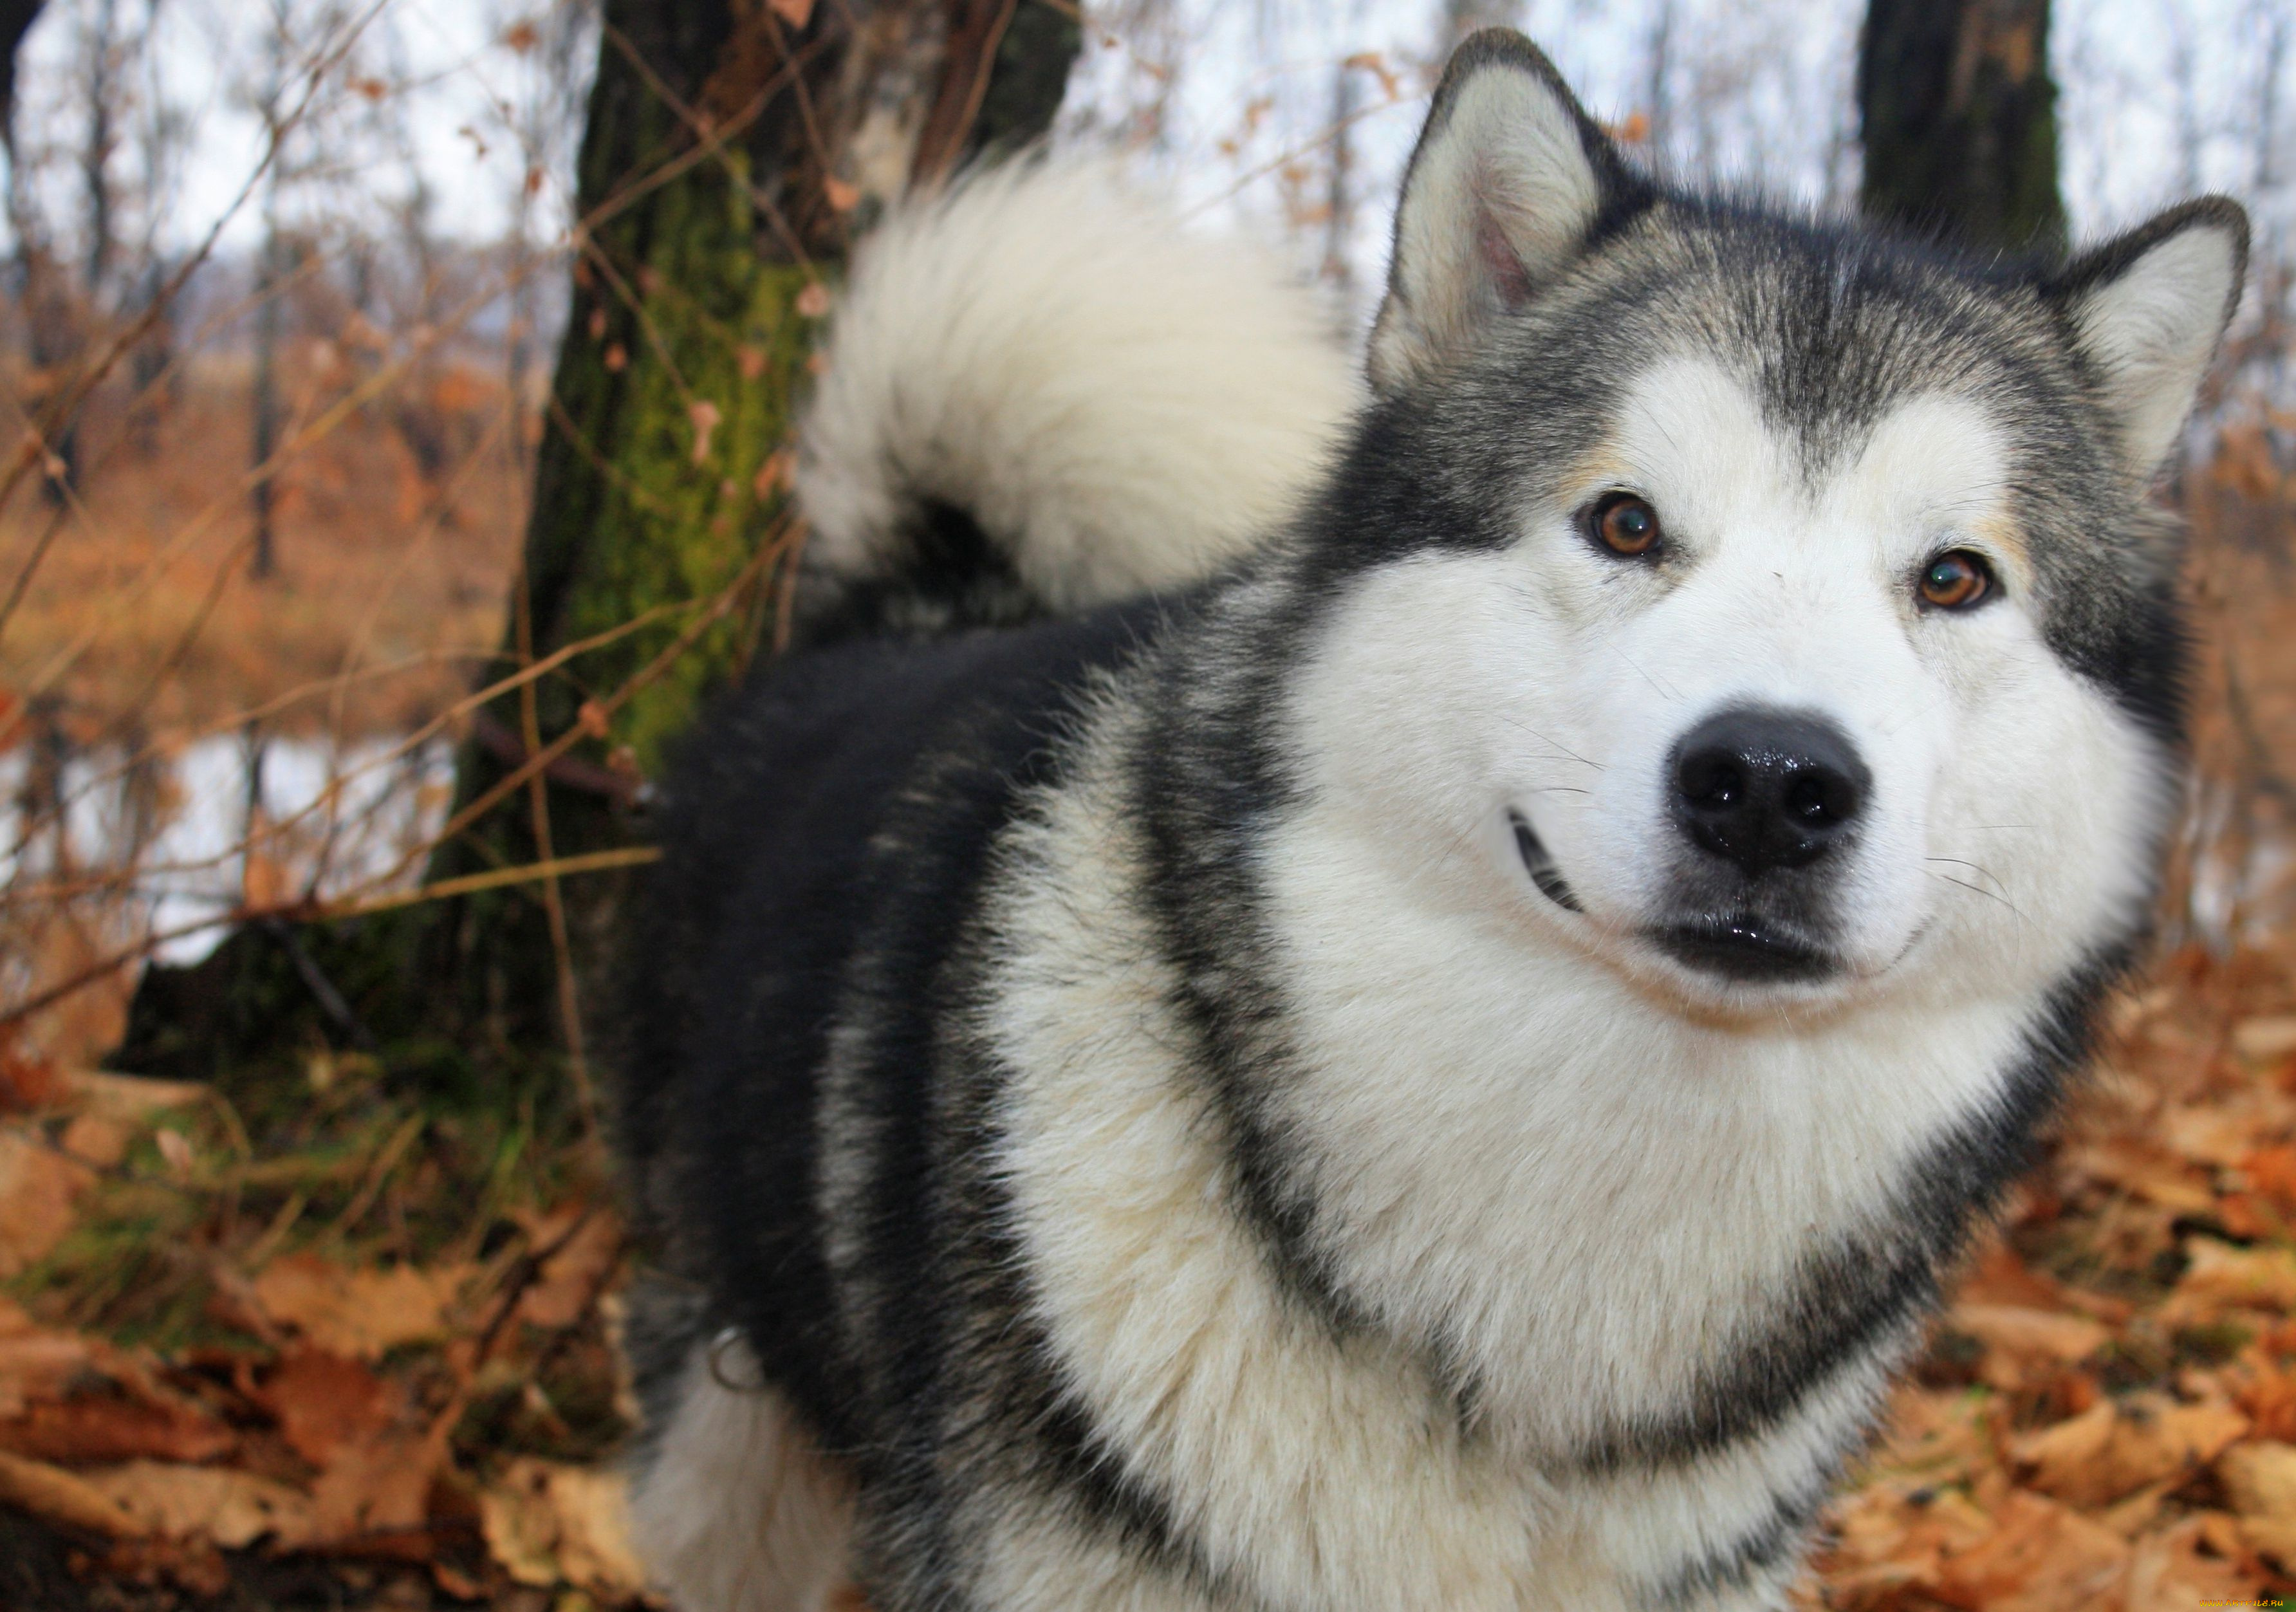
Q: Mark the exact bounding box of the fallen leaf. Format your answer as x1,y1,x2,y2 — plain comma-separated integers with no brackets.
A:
767,0,813,29
2011,1394,2249,1507
0,1299,92,1418
306,1425,442,1550
514,1208,621,1331
0,1033,60,1111
0,1125,93,1277
2234,1015,2296,1062
0,1389,236,1465
2065,1138,2218,1214
62,1070,206,1124
2245,1142,2296,1208
479,1458,647,1596
2122,1513,2263,1609
2165,1104,2261,1169
1934,1489,2131,1612
2169,1238,2296,1322
250,1255,471,1359
255,1349,393,1467
1950,1302,2110,1383
59,1112,129,1169
0,1447,142,1536
80,1460,315,1548
2218,1439,2296,1564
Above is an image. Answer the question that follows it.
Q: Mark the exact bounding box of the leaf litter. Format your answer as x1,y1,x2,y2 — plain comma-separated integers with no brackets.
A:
21,947,2296,1606
0,1041,645,1606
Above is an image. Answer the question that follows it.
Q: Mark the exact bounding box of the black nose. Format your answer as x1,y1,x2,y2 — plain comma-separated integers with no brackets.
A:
1669,709,1869,876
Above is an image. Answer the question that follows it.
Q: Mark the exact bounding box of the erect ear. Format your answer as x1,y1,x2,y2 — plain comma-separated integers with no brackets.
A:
2050,197,2249,478
1367,30,1647,398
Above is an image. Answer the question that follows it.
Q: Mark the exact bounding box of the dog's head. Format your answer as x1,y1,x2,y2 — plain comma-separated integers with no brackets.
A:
1292,32,2246,1015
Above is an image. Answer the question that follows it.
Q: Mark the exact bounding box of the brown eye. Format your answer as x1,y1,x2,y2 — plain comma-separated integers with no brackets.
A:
1918,550,1994,610
1591,493,1662,557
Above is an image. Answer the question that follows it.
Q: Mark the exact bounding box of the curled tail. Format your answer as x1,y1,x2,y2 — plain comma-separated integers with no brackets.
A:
792,158,1361,640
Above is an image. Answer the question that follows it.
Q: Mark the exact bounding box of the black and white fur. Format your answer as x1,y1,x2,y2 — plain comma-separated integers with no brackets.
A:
614,33,2248,1611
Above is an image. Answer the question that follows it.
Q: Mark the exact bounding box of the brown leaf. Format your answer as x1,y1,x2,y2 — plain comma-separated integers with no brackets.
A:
0,1125,93,1277
59,1113,129,1169
2012,1394,2250,1508
479,1458,647,1596
2064,1138,2217,1214
1934,1489,2131,1612
0,1390,236,1465
0,1298,92,1418
0,1032,61,1111
250,1255,471,1359
62,1070,206,1125
2234,1014,2296,1062
766,0,813,28
2122,1513,2266,1609
306,1425,441,1550
1950,1302,2111,1382
514,1208,621,1331
822,176,860,213
2219,1439,2296,1565
0,1448,143,1536
2168,1238,2296,1322
255,1350,393,1468
80,1460,316,1548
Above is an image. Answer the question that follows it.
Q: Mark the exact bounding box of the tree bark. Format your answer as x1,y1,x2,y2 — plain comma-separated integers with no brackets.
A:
116,0,1079,1093
1856,0,2066,254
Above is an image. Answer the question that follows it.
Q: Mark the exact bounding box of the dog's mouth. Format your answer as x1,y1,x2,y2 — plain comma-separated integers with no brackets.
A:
1509,813,1580,912
1649,912,1838,984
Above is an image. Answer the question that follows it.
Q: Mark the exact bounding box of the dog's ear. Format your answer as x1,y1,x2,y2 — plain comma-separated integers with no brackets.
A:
2050,198,2248,478
1368,31,1644,398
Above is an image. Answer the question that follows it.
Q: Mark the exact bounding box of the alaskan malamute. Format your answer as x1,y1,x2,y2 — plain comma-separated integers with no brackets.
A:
614,31,2247,1610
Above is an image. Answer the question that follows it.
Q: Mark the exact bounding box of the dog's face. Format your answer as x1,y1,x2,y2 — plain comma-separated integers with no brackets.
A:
1295,35,2246,1017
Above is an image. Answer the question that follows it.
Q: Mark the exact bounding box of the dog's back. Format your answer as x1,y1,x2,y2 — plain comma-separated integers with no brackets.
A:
613,159,1357,1612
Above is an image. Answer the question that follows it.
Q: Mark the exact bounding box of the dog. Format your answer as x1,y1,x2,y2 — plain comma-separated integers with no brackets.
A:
612,30,2248,1611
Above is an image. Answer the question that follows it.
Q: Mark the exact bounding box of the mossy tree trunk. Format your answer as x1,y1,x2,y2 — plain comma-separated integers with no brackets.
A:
1857,0,2066,254
116,0,1079,1093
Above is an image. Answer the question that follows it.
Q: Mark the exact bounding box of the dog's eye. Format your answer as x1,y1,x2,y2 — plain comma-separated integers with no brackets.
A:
1918,550,1994,611
1589,493,1662,558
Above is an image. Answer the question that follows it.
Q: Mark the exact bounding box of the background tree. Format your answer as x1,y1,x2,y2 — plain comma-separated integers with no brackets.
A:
1856,0,2067,252
116,0,1083,1106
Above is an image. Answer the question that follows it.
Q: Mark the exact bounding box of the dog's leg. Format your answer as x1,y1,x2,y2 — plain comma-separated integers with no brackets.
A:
629,1332,855,1612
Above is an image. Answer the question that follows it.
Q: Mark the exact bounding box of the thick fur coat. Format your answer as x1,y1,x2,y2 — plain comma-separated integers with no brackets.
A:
613,32,2250,1611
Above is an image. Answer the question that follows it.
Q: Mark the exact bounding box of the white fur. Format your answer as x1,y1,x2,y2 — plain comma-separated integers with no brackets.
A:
796,161,1362,613
631,1342,854,1612
1370,50,1601,394
2067,218,2244,474
967,358,2171,1610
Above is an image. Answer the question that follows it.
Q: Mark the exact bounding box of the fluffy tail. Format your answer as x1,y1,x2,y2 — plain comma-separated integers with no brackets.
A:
792,158,1361,637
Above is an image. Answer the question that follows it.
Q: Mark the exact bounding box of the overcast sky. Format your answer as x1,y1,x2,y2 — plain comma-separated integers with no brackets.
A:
8,0,2286,303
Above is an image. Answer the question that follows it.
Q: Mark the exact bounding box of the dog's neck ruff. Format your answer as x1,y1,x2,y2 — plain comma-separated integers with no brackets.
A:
966,569,2125,1608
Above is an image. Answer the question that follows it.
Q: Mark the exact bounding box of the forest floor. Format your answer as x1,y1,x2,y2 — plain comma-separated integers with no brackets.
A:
8,942,2296,1609
10,429,2296,1605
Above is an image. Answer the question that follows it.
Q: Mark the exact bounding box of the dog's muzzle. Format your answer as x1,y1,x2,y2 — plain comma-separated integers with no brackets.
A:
1650,706,1869,984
